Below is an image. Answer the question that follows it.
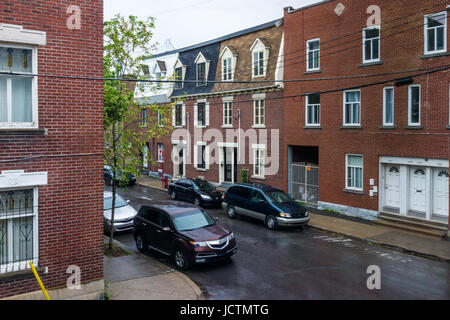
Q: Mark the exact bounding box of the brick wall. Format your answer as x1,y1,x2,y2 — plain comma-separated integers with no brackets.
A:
0,0,104,298
283,0,450,225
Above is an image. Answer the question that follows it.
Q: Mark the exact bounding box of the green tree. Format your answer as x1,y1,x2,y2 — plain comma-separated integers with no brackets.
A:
104,14,174,250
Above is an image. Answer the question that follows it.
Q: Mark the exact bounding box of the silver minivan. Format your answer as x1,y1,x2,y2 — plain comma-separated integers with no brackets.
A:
103,191,137,232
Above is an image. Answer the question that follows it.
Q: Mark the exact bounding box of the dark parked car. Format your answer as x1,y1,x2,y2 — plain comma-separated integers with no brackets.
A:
168,178,223,208
104,166,136,186
133,202,237,269
222,183,310,230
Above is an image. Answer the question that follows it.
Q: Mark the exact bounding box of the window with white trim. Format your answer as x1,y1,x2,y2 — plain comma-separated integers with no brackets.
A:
383,87,394,126
197,144,206,169
363,27,380,63
253,148,265,177
0,45,37,128
346,155,363,191
157,109,163,127
343,90,361,125
196,62,207,86
0,188,38,274
223,101,233,126
425,12,447,55
408,85,421,126
174,67,183,89
175,104,183,127
253,51,264,77
223,57,233,81
197,102,206,127
141,108,147,126
306,39,320,71
157,143,164,162
254,99,265,126
306,94,320,126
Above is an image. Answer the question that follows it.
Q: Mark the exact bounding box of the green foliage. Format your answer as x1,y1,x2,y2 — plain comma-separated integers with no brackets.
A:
241,168,249,183
103,14,175,182
323,208,341,215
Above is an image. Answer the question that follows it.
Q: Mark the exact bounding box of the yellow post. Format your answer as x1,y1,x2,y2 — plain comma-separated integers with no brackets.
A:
29,261,51,300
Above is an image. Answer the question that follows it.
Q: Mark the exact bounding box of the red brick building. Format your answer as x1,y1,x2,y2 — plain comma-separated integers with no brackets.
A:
0,1,104,299
283,0,449,235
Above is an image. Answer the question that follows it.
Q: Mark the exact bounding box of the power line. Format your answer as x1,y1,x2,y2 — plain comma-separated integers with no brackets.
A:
151,1,447,78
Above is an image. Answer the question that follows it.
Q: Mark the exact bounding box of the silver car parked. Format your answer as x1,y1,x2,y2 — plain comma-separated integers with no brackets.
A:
103,191,137,232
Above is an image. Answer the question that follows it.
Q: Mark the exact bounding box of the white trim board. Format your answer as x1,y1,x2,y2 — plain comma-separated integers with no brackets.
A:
0,24,46,45
0,171,48,189
380,156,448,168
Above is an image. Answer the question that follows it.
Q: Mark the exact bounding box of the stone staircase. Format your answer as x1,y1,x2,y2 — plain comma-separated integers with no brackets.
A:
376,212,448,239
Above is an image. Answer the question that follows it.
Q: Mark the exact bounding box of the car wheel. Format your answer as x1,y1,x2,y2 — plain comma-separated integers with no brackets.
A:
194,197,201,207
174,247,191,270
265,215,279,230
135,234,148,253
171,190,177,200
226,205,237,219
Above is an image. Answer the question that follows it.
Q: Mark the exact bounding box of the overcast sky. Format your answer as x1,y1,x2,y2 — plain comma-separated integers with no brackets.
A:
104,0,321,52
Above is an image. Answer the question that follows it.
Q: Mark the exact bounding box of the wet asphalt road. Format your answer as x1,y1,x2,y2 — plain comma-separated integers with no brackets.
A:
108,184,450,300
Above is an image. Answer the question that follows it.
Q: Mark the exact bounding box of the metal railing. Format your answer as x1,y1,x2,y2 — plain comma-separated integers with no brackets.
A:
290,163,319,205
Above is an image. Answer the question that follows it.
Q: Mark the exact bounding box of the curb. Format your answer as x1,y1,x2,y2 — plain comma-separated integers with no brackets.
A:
136,181,167,192
104,236,205,300
306,224,450,263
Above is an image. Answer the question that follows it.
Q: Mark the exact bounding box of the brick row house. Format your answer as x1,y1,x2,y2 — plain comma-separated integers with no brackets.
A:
140,19,285,189
138,0,449,236
0,1,104,299
283,0,449,236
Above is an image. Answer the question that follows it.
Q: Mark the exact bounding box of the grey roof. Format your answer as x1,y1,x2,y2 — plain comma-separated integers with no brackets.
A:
150,18,283,59
136,94,170,105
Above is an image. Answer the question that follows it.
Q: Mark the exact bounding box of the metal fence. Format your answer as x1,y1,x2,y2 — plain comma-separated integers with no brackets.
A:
290,163,319,204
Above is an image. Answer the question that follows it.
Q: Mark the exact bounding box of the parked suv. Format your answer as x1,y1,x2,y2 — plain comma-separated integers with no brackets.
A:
168,178,223,208
132,201,237,269
222,183,310,230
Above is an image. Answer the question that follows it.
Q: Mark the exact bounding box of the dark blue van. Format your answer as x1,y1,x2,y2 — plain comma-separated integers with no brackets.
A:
221,183,310,230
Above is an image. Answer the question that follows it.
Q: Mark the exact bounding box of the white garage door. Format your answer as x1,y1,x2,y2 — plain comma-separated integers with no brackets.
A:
433,169,449,217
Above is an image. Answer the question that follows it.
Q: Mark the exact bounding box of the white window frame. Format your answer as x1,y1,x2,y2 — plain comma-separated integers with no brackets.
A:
253,99,265,127
223,101,233,127
345,154,363,191
424,11,447,55
253,147,265,178
0,43,38,129
383,87,394,126
408,84,421,126
173,103,185,128
222,57,233,81
250,39,269,78
196,62,207,87
343,90,361,126
362,26,381,63
193,141,209,171
306,38,320,71
141,108,147,126
305,94,321,126
0,187,39,274
157,143,164,163
157,109,163,127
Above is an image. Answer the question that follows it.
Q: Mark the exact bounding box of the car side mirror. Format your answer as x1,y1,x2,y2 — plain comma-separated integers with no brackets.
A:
126,200,130,204
214,217,219,222
162,227,171,232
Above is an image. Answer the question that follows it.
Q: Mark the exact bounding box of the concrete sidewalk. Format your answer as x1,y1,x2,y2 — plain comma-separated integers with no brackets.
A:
136,176,168,192
307,211,450,262
104,238,203,300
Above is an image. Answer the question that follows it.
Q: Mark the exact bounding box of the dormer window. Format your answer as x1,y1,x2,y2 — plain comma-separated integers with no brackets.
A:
173,57,187,90
194,52,210,87
220,46,237,81
197,62,206,86
250,38,270,78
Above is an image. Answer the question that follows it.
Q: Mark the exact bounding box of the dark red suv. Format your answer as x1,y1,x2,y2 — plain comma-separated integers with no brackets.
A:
132,201,237,269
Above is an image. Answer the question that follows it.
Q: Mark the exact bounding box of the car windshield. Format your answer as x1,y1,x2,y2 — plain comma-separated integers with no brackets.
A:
172,210,215,231
267,191,294,203
193,180,215,192
104,195,128,210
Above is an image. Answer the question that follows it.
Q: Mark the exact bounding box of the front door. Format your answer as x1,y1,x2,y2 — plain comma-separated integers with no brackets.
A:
385,166,401,209
409,167,427,212
433,169,449,217
224,147,233,183
178,148,184,177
